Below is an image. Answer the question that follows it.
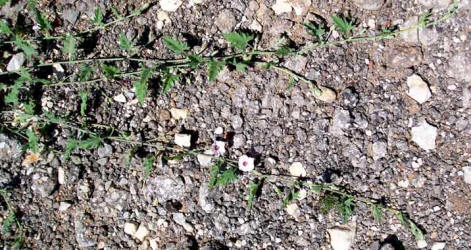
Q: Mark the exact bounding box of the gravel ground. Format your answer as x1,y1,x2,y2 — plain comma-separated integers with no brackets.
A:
1,0,471,249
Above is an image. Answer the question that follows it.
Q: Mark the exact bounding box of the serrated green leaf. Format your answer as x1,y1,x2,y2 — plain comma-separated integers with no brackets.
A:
143,157,154,178
340,197,355,222
0,20,12,35
102,64,120,79
230,59,248,73
63,33,77,60
188,54,203,69
23,99,36,114
13,35,38,60
119,31,134,51
111,6,122,19
372,203,383,222
5,81,22,106
92,8,103,25
208,60,224,82
275,46,294,56
419,11,431,27
248,179,264,210
304,22,325,38
311,184,323,193
208,163,220,188
134,67,152,105
282,190,300,208
222,32,253,52
331,15,355,36
215,168,238,187
1,211,15,234
163,36,189,55
79,90,88,116
63,138,78,162
162,72,179,94
78,136,102,150
26,128,39,153
0,0,8,8
27,0,51,31
79,64,93,81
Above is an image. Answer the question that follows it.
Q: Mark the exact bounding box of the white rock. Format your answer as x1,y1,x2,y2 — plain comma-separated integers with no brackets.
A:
407,74,432,104
170,108,189,120
199,183,214,213
7,53,25,72
272,0,292,15
352,0,385,10
134,224,149,241
124,222,137,236
289,162,306,177
156,11,171,29
316,86,337,102
249,20,263,32
327,223,356,250
297,189,307,200
417,239,428,248
411,120,437,151
58,167,66,185
463,166,471,184
447,52,471,83
398,179,409,188
160,0,182,12
189,0,204,6
291,0,311,15
113,94,127,103
431,242,446,250
418,0,450,10
370,141,387,161
174,134,192,148
285,203,300,218
197,150,213,167
58,202,72,211
172,213,194,232
149,239,158,250
214,126,224,135
53,63,64,72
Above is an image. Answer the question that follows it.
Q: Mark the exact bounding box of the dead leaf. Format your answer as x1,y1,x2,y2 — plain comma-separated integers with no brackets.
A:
22,153,41,166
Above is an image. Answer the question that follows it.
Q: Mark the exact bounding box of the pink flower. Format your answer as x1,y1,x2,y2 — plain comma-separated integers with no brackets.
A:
212,140,226,157
238,155,255,172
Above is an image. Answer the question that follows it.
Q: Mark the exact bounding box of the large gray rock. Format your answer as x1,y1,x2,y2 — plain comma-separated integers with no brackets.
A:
0,134,22,160
352,0,384,10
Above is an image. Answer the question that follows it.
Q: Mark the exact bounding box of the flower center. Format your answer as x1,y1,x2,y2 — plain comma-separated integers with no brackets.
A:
243,161,248,166
214,145,219,151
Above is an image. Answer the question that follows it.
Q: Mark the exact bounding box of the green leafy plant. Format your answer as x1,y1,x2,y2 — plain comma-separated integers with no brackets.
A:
319,192,355,222
27,0,52,32
371,203,383,222
143,157,154,178
396,212,425,241
0,20,12,35
79,90,88,116
208,160,238,188
0,0,9,8
304,22,326,40
247,178,264,210
102,64,120,79
13,35,38,60
208,59,225,81
119,31,135,52
25,128,39,153
79,64,94,81
78,136,102,150
134,67,153,105
163,37,189,55
161,69,179,94
63,34,77,60
282,189,300,208
2,211,16,234
331,15,355,37
223,32,253,52
64,138,78,161
92,8,103,26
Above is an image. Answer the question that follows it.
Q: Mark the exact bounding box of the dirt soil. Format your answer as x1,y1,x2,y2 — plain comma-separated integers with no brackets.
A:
1,0,471,249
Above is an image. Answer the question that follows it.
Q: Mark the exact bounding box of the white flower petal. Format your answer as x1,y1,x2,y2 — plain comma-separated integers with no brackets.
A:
212,140,226,157
238,155,255,172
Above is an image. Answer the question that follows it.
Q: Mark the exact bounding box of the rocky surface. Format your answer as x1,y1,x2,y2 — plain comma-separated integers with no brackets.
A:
1,0,471,249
